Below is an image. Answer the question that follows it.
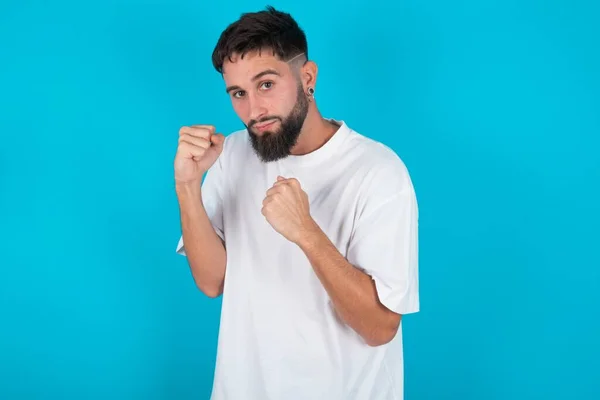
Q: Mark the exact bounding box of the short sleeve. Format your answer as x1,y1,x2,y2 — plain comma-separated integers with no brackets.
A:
346,173,419,315
175,153,226,256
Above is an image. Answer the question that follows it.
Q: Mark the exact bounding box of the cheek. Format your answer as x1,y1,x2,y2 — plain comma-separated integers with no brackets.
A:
276,86,298,113
263,91,291,117
232,100,250,120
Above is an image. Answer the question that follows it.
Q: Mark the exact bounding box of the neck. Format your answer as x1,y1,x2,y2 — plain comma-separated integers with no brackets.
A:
290,106,339,156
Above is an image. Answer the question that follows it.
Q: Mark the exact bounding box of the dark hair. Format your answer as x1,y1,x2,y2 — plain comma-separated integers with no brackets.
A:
211,6,308,73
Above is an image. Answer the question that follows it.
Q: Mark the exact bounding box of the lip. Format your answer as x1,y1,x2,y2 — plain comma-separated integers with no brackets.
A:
254,120,277,131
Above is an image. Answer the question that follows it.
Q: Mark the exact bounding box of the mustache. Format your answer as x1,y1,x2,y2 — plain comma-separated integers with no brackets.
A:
248,116,281,129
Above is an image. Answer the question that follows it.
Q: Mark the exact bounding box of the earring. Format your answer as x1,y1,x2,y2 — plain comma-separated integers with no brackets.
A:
307,87,315,101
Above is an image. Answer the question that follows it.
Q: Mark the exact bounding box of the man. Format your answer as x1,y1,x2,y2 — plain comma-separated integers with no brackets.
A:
174,6,419,400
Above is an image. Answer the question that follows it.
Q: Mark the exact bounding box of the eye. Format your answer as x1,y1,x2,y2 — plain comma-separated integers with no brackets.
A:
233,90,246,99
260,81,274,90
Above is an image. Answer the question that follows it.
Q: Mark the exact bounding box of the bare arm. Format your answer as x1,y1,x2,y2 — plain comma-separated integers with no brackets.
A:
298,225,401,346
177,182,227,298
174,124,227,298
260,177,401,346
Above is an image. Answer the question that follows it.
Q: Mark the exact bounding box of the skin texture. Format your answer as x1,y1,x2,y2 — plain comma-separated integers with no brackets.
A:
175,49,401,346
261,176,401,346
174,125,226,297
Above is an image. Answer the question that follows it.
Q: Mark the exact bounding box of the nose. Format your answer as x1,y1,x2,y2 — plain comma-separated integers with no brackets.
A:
248,92,268,122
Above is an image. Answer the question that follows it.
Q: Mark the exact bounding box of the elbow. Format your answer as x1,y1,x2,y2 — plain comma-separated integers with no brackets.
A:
364,328,397,347
192,275,224,298
205,291,222,299
188,259,226,298
197,283,223,298
364,314,402,347
201,286,223,298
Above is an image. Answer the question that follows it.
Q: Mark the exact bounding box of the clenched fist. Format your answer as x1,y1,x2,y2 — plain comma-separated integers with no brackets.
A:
262,176,319,244
175,125,225,184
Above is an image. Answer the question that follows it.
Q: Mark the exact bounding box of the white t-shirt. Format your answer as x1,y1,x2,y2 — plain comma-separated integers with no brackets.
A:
176,119,419,400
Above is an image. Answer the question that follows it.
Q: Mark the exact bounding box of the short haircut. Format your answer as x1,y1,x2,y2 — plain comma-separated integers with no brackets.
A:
212,6,308,74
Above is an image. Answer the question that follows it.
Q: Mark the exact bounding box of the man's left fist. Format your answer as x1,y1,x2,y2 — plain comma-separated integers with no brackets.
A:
262,176,317,244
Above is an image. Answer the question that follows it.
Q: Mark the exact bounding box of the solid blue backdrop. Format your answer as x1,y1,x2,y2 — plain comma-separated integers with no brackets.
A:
1,0,598,399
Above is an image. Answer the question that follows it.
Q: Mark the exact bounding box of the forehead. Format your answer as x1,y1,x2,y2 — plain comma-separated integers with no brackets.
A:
222,50,290,82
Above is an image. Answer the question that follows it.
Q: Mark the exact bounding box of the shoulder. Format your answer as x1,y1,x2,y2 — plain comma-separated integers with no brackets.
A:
216,128,253,168
221,128,250,154
337,125,418,221
343,127,415,196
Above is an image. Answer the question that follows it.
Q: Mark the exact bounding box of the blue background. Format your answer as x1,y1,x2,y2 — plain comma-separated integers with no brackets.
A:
1,0,598,399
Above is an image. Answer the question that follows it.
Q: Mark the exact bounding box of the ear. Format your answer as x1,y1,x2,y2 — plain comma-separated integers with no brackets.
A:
301,60,318,94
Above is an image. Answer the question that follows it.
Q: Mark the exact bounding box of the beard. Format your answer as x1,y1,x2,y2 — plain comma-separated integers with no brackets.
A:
246,83,309,163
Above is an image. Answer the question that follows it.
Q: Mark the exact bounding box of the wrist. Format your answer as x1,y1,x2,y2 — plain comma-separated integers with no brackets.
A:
175,180,202,200
296,219,325,251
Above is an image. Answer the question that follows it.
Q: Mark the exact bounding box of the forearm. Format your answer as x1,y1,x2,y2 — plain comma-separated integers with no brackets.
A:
298,224,400,346
176,182,227,297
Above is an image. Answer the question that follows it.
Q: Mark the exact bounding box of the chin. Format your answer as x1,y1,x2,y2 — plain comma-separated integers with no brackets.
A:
252,129,280,139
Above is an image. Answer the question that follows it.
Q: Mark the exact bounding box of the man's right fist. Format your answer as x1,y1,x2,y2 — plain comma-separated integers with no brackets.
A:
174,125,225,184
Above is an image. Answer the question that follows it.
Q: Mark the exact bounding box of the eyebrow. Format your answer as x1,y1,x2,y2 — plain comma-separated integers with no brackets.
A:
225,68,281,93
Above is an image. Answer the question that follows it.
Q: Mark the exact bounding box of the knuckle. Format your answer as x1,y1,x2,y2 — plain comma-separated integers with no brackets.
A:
197,129,209,139
195,145,206,153
191,125,215,135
